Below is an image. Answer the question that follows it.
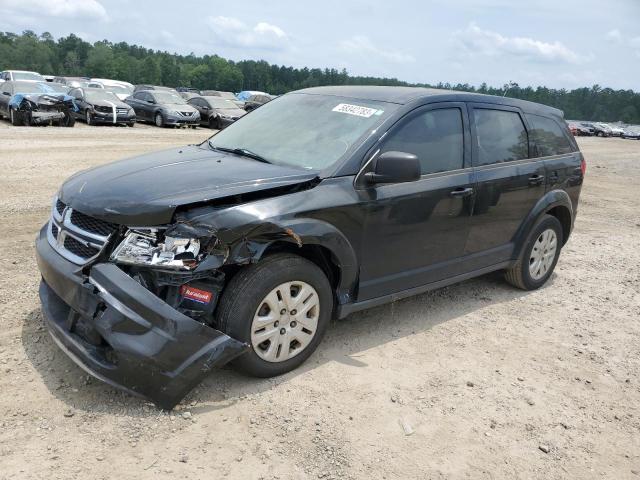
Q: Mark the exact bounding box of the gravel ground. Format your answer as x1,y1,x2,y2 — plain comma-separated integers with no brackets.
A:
0,123,638,480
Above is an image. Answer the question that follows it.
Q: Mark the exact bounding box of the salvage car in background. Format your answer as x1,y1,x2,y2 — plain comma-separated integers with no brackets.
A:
35,86,584,408
91,78,135,101
0,70,46,83
567,121,592,136
68,87,136,126
125,90,199,128
622,126,640,139
243,93,274,112
53,77,103,89
187,95,246,129
0,81,75,126
201,90,245,108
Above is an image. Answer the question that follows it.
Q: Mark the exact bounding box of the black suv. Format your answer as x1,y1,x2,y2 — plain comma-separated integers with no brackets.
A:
35,86,584,409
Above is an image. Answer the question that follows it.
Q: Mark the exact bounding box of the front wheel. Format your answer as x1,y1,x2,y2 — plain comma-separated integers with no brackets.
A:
10,108,22,126
85,110,93,126
216,253,333,377
505,214,563,290
154,112,164,127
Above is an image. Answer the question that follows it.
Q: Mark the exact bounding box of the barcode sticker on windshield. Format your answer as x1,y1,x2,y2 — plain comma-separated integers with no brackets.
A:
332,103,381,118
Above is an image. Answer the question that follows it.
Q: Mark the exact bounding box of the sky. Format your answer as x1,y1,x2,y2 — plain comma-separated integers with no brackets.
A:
1,0,639,90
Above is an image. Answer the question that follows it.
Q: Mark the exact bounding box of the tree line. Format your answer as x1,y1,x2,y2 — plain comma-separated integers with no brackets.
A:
1,30,638,123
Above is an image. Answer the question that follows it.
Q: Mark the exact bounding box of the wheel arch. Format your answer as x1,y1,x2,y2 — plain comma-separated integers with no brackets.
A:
249,219,359,307
513,189,574,258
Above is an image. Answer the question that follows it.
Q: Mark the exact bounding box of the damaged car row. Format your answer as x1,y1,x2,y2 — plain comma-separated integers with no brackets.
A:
0,70,271,128
36,85,585,409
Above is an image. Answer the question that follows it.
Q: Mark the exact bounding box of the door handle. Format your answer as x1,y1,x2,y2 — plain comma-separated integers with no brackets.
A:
450,187,474,198
528,174,545,185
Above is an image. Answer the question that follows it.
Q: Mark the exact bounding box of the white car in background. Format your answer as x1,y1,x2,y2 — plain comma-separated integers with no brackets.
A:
91,78,135,100
606,124,625,137
0,70,46,83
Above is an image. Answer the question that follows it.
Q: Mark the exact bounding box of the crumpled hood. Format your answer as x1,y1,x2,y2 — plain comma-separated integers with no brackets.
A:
10,93,73,108
58,144,318,225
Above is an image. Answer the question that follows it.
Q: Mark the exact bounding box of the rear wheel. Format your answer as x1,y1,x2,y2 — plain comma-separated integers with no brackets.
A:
216,253,332,377
505,214,563,290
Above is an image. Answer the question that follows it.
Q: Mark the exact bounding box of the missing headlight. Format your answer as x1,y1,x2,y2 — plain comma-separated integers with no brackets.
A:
110,229,201,270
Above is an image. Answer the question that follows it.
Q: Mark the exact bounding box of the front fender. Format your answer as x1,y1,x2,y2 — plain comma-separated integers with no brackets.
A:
513,189,573,258
249,218,359,303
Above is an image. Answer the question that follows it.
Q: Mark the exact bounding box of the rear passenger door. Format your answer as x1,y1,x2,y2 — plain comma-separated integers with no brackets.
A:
465,104,545,264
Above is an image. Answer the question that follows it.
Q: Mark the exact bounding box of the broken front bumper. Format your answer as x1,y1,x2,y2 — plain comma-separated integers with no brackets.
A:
31,111,65,124
35,225,248,409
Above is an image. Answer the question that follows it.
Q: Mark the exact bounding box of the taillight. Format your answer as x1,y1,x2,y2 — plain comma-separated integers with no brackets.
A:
580,157,586,176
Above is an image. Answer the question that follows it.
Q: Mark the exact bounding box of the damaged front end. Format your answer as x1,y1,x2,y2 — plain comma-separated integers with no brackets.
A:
10,93,76,126
36,200,252,409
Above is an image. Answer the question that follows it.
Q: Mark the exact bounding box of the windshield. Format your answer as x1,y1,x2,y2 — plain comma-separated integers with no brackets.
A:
46,83,70,93
13,72,45,82
206,97,238,109
86,90,120,102
208,93,396,170
105,85,133,95
153,92,186,104
12,81,56,94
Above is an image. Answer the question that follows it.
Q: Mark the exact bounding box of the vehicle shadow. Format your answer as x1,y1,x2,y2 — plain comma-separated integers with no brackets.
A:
21,271,550,415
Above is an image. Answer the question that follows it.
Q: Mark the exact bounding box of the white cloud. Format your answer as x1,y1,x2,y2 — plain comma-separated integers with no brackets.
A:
3,0,108,21
605,29,622,43
453,23,589,64
339,36,415,64
206,16,289,50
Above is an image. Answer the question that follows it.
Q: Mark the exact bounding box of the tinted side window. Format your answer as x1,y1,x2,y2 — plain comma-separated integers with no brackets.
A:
1,83,11,95
474,109,528,166
381,108,464,175
526,114,573,157
133,92,145,100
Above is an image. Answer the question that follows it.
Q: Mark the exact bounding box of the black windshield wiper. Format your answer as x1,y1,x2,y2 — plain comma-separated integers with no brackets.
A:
210,145,271,164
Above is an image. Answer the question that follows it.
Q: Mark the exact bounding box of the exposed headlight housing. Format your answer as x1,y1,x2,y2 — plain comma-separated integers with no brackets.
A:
110,229,200,270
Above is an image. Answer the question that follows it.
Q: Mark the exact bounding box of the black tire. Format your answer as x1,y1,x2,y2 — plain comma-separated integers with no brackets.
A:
85,110,93,126
216,253,333,377
10,108,22,126
61,112,75,127
505,214,563,290
154,112,164,128
127,122,135,128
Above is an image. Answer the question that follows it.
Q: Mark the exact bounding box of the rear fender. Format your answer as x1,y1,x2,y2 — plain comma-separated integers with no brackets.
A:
513,189,573,259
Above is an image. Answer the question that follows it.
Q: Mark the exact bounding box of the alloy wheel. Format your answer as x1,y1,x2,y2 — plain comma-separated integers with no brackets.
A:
250,281,320,362
529,228,557,280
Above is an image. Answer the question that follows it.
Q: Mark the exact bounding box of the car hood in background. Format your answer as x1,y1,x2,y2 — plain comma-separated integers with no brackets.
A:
218,108,246,118
58,145,318,225
161,103,197,112
92,98,130,109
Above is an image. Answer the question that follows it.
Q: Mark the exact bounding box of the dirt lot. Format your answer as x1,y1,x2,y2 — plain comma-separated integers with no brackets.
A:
0,123,638,480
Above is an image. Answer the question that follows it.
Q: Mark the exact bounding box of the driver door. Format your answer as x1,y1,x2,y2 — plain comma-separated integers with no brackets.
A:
358,103,476,301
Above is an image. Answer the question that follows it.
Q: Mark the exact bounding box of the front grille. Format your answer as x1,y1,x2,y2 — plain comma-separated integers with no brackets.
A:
55,199,65,216
180,111,193,117
48,197,116,265
116,108,128,115
95,105,111,113
70,209,116,236
64,236,100,258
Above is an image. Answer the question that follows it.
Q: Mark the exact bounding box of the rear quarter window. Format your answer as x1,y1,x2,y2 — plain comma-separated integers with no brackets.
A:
526,114,574,157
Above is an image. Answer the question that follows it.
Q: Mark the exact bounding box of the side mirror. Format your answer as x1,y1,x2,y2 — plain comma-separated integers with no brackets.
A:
365,151,421,184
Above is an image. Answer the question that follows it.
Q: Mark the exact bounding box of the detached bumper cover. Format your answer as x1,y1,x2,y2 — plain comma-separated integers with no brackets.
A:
35,225,248,409
31,111,66,124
